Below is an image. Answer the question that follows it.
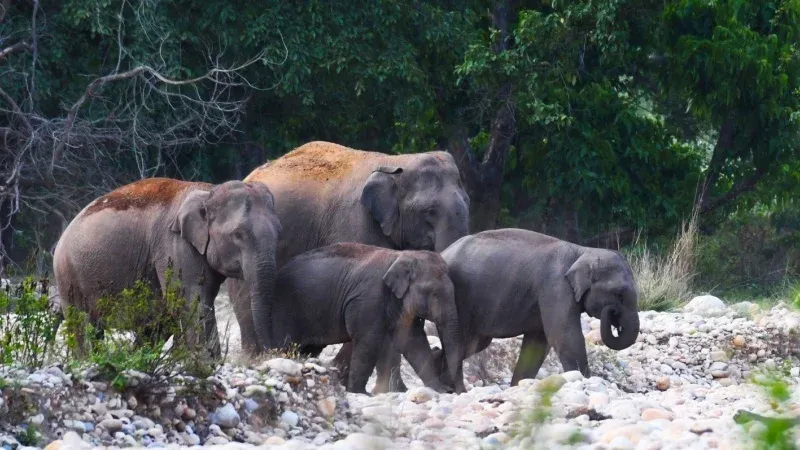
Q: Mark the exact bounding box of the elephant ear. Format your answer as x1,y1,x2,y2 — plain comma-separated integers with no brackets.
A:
565,253,594,303
361,166,403,238
245,181,276,211
170,190,211,255
383,254,415,299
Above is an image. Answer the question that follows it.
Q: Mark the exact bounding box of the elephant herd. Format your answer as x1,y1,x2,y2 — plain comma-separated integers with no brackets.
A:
53,141,640,395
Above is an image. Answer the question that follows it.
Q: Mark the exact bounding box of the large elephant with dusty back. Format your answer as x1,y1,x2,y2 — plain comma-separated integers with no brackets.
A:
230,141,470,390
54,179,281,355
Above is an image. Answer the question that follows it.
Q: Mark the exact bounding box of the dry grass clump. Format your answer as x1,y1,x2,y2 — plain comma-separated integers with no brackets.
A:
627,207,699,311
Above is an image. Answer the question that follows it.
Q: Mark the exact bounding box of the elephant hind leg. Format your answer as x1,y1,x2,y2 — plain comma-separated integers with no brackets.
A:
511,330,550,386
332,343,353,388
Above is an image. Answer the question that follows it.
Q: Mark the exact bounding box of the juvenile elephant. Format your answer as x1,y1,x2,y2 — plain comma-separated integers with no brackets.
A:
432,229,640,391
270,243,464,395
231,141,470,390
53,178,281,354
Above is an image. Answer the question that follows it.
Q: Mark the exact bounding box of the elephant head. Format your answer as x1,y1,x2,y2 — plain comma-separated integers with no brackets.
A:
383,252,463,390
171,180,281,350
361,152,470,252
566,250,640,350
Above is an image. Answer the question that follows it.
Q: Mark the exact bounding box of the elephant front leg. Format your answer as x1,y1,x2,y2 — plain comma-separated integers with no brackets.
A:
347,337,383,394
399,324,454,393
374,349,407,393
167,278,222,359
510,330,551,386
200,287,222,359
228,279,260,356
542,307,589,377
373,337,409,394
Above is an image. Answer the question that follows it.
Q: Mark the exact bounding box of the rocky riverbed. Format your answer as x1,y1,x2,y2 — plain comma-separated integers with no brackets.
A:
2,291,800,449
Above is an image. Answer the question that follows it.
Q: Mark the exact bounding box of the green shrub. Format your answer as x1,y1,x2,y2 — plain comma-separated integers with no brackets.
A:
696,208,800,299
0,277,61,369
512,375,573,449
63,266,219,386
17,424,41,447
737,370,798,450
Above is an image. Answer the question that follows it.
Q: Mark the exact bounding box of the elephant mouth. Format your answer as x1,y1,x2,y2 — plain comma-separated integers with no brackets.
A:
600,304,639,350
607,307,623,337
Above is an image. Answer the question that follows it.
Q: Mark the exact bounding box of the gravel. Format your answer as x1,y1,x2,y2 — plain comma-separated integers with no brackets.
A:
2,292,799,449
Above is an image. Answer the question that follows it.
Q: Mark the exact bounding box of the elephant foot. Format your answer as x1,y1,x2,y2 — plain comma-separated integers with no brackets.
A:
389,378,408,393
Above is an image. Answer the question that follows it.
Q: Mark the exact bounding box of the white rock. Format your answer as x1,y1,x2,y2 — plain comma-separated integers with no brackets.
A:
562,370,584,382
258,358,302,376
211,403,240,428
243,385,268,397
336,433,394,449
589,392,610,407
99,418,123,433
280,410,299,428
407,387,438,404
684,295,726,316
60,431,92,450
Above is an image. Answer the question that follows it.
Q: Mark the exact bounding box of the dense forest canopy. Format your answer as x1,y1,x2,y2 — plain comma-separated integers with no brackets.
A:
1,0,799,291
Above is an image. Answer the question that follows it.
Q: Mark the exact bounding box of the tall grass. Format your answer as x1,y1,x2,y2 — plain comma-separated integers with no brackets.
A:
626,207,699,312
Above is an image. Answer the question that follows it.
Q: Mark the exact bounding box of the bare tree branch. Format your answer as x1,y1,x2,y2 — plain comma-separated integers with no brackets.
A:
0,42,32,62
0,0,288,274
0,86,33,132
0,0,9,24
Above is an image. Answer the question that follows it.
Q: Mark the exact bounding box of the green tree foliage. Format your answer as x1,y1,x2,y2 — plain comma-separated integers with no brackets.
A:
1,0,799,271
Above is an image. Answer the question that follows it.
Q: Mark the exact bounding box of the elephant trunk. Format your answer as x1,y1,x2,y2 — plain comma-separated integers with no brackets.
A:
436,309,463,391
435,194,469,252
600,304,639,350
247,255,276,351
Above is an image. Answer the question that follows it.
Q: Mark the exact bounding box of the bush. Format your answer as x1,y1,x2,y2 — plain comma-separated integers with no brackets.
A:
696,207,800,299
63,266,220,386
625,209,698,311
0,277,61,369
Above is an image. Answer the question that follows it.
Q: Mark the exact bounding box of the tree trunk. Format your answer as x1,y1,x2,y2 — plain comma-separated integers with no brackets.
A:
696,115,735,212
446,1,517,232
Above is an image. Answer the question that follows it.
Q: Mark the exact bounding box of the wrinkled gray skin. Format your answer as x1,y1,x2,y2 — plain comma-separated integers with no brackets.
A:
432,229,640,391
271,243,464,394
230,141,469,390
53,178,281,354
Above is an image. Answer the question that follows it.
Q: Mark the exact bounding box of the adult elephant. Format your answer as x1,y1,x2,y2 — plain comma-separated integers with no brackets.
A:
230,141,470,389
433,229,640,391
54,179,281,355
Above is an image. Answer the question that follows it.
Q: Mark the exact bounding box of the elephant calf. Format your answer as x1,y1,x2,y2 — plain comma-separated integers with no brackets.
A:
270,243,463,395
434,228,640,391
53,178,281,355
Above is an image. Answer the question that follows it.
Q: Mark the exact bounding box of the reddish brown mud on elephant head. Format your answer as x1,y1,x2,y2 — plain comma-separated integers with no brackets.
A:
83,178,212,216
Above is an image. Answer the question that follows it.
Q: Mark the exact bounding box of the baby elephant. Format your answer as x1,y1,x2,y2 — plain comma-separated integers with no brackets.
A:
54,178,281,355
433,229,640,391
270,243,463,394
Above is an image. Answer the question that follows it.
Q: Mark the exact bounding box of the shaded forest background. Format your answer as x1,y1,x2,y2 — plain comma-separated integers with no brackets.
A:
1,0,799,299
